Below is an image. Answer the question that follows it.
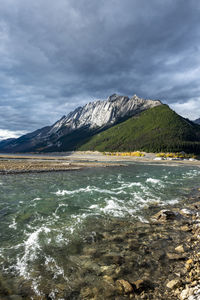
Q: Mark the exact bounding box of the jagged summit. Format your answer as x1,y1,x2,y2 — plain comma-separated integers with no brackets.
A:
107,94,122,102
0,93,162,152
50,94,161,133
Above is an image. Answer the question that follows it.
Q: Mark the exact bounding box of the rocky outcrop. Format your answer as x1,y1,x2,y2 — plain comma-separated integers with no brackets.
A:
0,94,161,152
49,94,161,134
152,209,181,222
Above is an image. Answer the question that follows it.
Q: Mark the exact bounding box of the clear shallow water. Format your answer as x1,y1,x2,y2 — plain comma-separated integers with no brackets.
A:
0,163,200,298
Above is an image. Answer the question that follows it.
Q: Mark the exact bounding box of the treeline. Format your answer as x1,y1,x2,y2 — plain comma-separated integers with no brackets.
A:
79,105,200,155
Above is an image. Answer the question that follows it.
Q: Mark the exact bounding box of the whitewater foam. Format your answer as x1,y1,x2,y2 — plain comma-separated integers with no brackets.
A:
146,178,162,184
100,199,133,217
16,226,51,278
29,197,41,207
45,255,67,280
182,169,200,179
9,217,17,230
89,197,137,217
114,182,142,190
54,203,69,214
166,199,179,205
55,186,127,196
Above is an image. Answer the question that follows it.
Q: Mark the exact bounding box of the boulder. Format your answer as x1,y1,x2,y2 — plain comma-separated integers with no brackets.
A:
180,208,195,217
152,210,179,222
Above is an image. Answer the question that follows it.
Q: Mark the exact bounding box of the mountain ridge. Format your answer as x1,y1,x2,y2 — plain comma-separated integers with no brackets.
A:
0,94,161,153
194,118,200,125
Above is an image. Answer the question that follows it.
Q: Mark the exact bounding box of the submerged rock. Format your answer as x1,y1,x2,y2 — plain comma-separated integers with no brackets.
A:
175,245,185,253
132,279,154,293
103,275,114,285
116,279,133,294
167,252,187,260
102,253,125,265
180,224,192,232
80,287,93,299
8,296,23,300
185,258,193,270
100,265,116,276
166,279,181,289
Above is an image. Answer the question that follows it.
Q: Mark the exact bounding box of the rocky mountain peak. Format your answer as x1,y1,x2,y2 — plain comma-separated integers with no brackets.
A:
49,94,162,135
107,94,122,102
0,93,162,153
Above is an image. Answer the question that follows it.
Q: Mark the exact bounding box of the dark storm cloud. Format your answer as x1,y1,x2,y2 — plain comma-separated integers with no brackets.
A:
0,0,200,136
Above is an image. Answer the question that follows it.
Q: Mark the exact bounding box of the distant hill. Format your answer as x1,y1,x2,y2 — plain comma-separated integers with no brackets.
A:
0,138,16,149
79,105,200,154
0,94,161,153
194,118,200,125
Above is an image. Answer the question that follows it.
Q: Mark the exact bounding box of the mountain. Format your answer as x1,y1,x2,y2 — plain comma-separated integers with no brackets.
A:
0,138,16,149
194,118,200,125
79,105,200,154
0,94,161,153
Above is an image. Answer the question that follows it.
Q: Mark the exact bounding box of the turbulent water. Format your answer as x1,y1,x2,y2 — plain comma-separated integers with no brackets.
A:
0,162,200,298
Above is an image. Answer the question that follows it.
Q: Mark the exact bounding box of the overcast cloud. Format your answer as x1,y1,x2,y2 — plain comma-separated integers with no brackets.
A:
0,0,200,138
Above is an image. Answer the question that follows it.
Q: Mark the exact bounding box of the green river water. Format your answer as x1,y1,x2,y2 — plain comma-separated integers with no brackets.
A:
0,162,200,299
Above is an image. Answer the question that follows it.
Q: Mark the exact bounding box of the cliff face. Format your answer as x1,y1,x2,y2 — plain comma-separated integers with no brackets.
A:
49,94,161,135
0,94,161,152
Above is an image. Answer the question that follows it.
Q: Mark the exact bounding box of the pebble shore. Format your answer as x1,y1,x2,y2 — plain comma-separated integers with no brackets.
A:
77,190,200,300
0,157,121,175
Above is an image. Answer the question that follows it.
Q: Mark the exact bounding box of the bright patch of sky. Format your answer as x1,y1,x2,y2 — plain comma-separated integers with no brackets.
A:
0,129,27,141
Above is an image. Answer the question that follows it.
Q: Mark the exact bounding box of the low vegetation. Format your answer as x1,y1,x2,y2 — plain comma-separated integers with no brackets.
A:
103,151,145,157
156,152,197,159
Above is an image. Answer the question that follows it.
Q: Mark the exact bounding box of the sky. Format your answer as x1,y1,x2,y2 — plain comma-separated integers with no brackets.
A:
0,0,200,140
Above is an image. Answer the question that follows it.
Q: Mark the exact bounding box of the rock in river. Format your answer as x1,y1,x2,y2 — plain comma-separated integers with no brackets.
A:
152,210,179,222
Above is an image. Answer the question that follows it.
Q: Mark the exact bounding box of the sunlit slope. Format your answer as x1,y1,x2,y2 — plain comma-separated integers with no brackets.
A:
79,105,200,153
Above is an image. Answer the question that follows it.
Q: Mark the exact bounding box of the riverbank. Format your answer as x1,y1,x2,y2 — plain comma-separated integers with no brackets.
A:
0,151,200,174
0,156,121,174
